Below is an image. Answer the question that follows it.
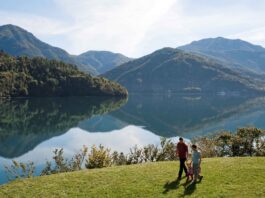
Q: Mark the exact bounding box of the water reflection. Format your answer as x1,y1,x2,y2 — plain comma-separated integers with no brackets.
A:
78,114,127,132
1,94,265,159
0,97,127,158
110,94,265,138
0,126,176,184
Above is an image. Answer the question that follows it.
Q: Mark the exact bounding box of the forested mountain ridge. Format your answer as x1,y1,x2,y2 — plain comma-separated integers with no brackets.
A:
0,24,96,74
0,52,128,97
103,47,265,94
0,24,131,75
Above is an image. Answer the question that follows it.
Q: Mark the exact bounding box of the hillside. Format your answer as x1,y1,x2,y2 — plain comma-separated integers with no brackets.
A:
76,50,132,74
0,158,264,197
0,24,97,74
179,37,265,74
0,52,128,97
0,24,131,75
103,48,265,93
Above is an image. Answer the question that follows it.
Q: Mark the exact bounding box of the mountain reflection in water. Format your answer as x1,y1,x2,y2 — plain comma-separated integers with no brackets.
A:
0,97,127,158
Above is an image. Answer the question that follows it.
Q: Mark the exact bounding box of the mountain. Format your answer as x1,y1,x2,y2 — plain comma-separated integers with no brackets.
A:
0,24,97,74
179,37,265,74
103,47,265,94
0,24,131,75
76,51,132,74
0,52,128,97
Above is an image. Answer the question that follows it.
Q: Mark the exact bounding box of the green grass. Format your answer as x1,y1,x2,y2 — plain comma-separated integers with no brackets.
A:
0,157,265,197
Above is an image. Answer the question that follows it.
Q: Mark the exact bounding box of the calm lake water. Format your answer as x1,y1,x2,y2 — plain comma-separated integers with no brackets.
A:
1,94,265,184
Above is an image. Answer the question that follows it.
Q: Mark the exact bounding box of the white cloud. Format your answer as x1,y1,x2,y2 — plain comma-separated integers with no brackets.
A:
0,11,70,36
1,0,265,57
0,10,77,52
229,27,265,47
139,0,265,53
54,0,178,56
0,125,182,163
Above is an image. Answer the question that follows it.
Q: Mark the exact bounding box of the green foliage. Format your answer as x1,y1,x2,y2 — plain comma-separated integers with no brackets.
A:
120,138,177,165
193,127,265,157
192,136,217,158
4,160,35,181
157,138,176,161
127,145,145,164
142,144,159,162
85,145,111,169
124,138,177,164
71,146,89,171
0,52,128,97
111,151,127,166
41,146,88,175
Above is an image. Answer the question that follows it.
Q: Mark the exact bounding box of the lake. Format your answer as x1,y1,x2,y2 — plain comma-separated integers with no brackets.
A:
1,94,265,184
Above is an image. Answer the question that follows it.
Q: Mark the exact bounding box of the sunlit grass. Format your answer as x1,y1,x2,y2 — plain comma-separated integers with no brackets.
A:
0,157,264,197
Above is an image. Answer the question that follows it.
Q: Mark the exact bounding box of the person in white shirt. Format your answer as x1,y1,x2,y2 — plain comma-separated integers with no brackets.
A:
191,144,203,183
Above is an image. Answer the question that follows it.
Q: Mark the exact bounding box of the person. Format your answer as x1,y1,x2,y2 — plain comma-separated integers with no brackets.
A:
191,144,202,183
186,160,193,181
176,137,188,180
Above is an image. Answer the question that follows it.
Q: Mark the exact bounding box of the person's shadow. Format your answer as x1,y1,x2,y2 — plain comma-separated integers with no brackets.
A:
183,182,196,196
162,177,185,194
163,177,202,196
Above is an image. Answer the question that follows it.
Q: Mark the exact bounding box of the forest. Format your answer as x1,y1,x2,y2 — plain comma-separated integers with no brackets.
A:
0,51,128,97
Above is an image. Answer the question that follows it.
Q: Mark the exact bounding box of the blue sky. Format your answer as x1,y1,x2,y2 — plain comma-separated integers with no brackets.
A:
0,0,265,57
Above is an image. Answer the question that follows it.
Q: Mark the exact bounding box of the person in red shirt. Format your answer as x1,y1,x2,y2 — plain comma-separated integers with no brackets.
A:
176,137,188,180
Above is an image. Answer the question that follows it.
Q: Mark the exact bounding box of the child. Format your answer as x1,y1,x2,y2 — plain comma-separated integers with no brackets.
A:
191,144,202,183
186,160,193,181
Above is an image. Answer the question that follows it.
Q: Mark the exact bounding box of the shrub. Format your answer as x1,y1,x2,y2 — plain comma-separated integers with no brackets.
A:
236,127,262,156
142,144,159,162
111,151,127,166
192,136,217,158
85,145,111,169
193,127,265,157
126,138,177,163
4,160,35,181
127,145,144,164
71,146,88,171
157,138,177,161
41,146,88,175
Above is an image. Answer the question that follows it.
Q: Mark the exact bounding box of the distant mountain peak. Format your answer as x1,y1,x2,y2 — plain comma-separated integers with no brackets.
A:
179,37,265,74
152,47,177,53
0,24,35,37
182,37,265,52
79,50,126,56
77,50,132,74
0,24,129,75
0,24,25,30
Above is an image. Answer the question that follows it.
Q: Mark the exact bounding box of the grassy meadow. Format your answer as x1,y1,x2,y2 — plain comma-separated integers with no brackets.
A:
0,157,264,197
